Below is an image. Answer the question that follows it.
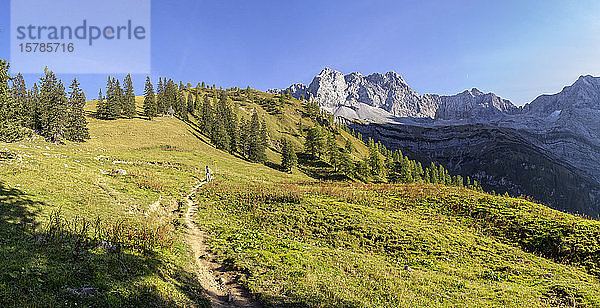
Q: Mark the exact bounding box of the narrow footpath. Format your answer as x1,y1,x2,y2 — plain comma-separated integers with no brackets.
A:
184,181,260,308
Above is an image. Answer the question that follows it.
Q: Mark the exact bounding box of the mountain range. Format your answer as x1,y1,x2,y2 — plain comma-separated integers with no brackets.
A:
272,68,600,217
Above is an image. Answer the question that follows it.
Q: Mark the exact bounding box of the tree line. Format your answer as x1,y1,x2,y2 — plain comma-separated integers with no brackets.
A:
0,60,88,143
302,114,481,189
141,79,270,164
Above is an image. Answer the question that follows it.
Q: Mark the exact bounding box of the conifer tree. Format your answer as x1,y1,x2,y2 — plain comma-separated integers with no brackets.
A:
211,95,231,152
113,78,124,117
143,76,157,120
281,138,297,172
177,81,187,119
123,74,136,118
0,60,24,141
96,87,106,118
98,77,120,119
39,69,67,142
260,120,269,160
11,73,28,126
247,111,266,163
28,83,41,131
344,139,353,154
187,92,195,115
201,96,214,136
304,126,325,158
156,78,165,114
65,78,89,141
368,138,384,177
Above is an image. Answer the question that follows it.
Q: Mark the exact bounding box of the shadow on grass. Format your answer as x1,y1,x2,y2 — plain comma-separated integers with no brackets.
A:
0,183,209,307
296,153,350,181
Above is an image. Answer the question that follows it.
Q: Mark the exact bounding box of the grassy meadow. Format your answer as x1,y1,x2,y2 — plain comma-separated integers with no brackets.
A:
0,90,599,307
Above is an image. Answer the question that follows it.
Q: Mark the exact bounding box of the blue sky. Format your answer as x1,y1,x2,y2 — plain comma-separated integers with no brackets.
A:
1,0,599,105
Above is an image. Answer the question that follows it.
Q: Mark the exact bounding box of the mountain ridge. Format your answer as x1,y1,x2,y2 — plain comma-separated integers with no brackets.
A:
274,68,600,217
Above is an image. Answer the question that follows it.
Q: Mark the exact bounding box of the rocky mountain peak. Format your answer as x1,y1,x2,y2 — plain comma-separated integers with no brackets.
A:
282,68,516,122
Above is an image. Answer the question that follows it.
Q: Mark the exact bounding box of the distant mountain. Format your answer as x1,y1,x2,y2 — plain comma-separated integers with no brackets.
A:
280,68,519,123
276,69,600,217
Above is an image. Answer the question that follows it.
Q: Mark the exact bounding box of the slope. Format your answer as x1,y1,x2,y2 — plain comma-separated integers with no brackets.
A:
0,89,599,307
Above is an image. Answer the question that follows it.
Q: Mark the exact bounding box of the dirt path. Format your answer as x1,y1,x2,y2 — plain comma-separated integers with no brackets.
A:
184,181,260,308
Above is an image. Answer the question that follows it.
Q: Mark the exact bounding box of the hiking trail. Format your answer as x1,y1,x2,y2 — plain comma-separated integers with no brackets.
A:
184,181,260,308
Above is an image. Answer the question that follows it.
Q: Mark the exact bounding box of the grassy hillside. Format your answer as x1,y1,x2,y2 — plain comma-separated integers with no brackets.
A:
0,90,599,307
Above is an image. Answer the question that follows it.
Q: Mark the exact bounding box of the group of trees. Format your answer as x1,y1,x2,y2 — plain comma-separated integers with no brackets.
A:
97,74,136,119
303,119,481,189
0,60,88,143
141,77,196,120
196,93,268,163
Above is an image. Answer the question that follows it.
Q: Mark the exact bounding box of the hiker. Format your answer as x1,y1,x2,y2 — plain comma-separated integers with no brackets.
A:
206,165,212,182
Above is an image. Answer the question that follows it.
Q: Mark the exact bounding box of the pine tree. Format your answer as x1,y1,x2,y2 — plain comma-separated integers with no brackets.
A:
113,78,124,117
0,60,24,142
368,138,384,177
96,87,106,118
304,126,325,158
326,132,342,170
143,77,157,120
187,92,195,115
28,83,41,131
247,111,266,163
156,78,165,114
65,78,89,141
259,120,269,160
177,81,187,119
123,74,136,118
344,139,353,154
201,96,214,136
239,118,250,157
39,69,67,142
211,95,231,152
11,73,28,126
98,77,120,119
281,138,297,172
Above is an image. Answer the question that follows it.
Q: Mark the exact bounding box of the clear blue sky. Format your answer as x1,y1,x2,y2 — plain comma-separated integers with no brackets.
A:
1,0,599,106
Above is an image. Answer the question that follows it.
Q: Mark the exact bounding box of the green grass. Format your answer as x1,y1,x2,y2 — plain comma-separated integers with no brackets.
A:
191,181,600,307
1,90,599,307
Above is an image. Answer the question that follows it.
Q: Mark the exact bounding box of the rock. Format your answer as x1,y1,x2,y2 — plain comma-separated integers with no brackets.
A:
67,286,97,297
115,169,127,176
278,68,600,217
227,293,235,302
281,67,517,123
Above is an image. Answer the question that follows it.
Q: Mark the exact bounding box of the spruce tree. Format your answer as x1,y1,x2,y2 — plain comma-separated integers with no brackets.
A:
201,96,214,136
65,78,89,141
0,60,24,142
247,111,266,163
113,78,124,117
11,73,28,126
187,92,195,115
259,120,269,160
281,138,297,172
304,126,325,158
156,78,165,114
211,95,231,152
177,81,187,119
96,87,107,118
39,69,67,142
123,74,136,118
344,139,353,154
28,83,41,131
98,77,120,119
143,76,157,120
368,138,384,177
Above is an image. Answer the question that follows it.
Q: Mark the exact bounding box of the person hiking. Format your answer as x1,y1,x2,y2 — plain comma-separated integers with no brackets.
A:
205,165,212,182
